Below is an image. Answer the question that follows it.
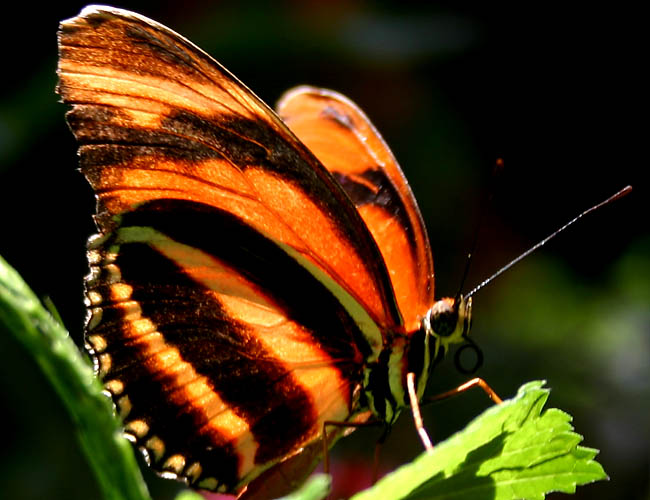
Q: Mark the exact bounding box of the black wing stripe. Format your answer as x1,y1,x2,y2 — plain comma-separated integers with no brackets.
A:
332,169,417,254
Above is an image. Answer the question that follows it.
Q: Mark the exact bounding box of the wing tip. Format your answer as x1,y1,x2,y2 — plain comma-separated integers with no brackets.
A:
60,5,168,34
277,85,340,113
60,5,118,30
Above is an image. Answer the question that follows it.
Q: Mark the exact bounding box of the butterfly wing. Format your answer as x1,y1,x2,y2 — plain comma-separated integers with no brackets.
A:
57,6,399,493
277,87,434,332
57,6,401,334
83,199,371,492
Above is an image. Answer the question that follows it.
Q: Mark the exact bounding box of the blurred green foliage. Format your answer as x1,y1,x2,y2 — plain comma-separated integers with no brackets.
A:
0,255,150,500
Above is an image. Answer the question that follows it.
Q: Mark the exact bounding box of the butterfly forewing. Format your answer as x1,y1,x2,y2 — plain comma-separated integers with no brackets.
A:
57,6,400,332
277,87,434,332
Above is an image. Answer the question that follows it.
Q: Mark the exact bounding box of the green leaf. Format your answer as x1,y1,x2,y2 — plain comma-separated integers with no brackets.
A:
0,254,150,500
350,381,607,500
173,491,205,500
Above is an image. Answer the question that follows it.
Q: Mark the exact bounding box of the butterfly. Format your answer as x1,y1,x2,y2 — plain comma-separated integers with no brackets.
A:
57,5,475,498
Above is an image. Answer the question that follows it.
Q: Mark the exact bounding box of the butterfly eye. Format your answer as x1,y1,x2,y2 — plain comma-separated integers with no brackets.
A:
428,298,459,338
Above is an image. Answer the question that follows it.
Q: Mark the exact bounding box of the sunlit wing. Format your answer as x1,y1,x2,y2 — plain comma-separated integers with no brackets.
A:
277,87,434,332
56,5,400,494
57,6,401,334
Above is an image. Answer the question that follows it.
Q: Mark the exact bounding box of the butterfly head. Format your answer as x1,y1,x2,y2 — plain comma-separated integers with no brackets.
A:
377,295,473,423
425,295,473,359
396,295,473,411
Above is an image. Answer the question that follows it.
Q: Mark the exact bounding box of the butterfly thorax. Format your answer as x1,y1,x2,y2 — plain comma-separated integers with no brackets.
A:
362,295,472,426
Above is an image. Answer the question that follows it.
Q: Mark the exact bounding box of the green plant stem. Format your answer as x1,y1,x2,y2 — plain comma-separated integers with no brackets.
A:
0,254,150,500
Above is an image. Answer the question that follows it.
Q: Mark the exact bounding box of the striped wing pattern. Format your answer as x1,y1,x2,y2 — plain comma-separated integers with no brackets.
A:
56,5,431,496
84,199,369,491
277,87,434,333
57,6,400,332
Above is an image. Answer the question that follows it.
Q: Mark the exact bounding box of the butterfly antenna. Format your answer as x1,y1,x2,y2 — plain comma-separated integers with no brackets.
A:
455,158,504,303
465,185,632,299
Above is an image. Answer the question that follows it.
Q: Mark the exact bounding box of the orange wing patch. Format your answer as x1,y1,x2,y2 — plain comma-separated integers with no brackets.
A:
277,87,434,332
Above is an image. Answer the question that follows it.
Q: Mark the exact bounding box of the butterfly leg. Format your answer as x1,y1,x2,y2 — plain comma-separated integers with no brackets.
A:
406,372,433,450
425,377,503,405
408,375,503,452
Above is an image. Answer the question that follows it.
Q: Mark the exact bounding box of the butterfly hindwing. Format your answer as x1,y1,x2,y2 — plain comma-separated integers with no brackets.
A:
85,198,370,491
277,87,434,332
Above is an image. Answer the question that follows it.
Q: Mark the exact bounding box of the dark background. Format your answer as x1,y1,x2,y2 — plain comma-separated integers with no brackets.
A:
1,2,646,499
